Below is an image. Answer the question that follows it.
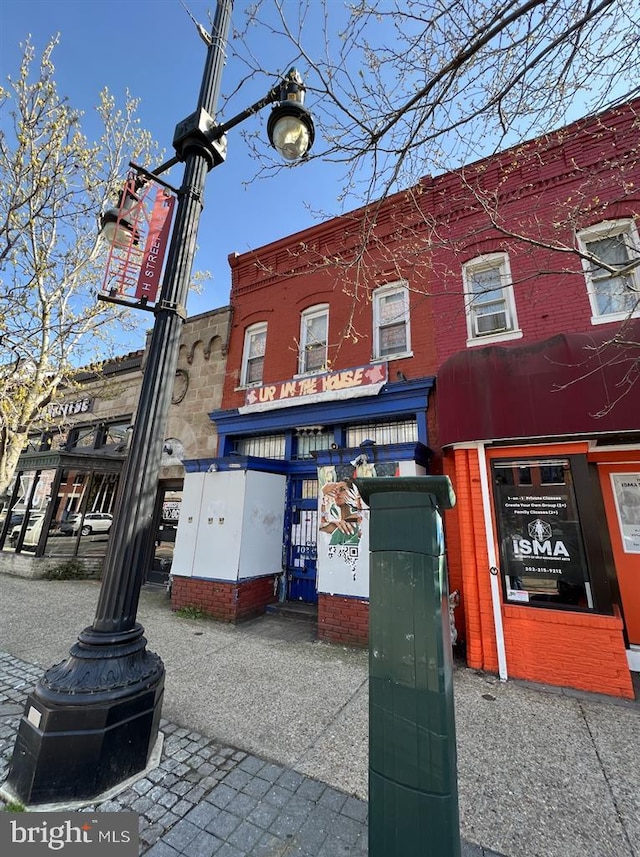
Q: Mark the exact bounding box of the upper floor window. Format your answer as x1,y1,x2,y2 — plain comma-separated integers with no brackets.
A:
299,305,328,374
68,426,96,449
463,253,521,346
577,220,640,323
100,422,130,449
373,282,411,359
241,323,267,387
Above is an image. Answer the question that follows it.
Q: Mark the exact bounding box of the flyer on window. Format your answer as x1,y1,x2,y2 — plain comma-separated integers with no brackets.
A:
610,473,640,554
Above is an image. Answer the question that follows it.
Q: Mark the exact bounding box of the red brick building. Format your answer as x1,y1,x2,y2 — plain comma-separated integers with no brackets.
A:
171,97,640,697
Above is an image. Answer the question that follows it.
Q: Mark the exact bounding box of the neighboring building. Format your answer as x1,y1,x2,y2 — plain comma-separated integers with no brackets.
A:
429,101,640,699
0,306,231,586
170,97,640,698
0,350,144,577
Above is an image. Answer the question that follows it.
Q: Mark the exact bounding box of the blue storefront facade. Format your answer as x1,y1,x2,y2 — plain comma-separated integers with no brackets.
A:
170,371,435,641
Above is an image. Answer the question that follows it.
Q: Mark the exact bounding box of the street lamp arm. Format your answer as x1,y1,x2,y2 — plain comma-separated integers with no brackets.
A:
130,86,280,185
211,85,280,139
129,67,314,190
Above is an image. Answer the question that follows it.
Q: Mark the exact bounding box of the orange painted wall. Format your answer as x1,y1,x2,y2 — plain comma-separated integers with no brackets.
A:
444,443,634,699
502,605,632,698
591,449,640,647
445,448,497,672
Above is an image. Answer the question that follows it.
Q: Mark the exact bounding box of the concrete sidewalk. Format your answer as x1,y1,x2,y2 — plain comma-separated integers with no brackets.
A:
0,576,638,856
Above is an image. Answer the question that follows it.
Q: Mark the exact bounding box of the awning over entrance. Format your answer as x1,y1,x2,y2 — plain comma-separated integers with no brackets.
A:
438,321,640,445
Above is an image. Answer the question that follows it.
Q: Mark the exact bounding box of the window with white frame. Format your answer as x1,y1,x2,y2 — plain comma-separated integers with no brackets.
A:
463,253,520,344
240,322,267,387
299,305,328,374
577,220,640,322
373,282,411,358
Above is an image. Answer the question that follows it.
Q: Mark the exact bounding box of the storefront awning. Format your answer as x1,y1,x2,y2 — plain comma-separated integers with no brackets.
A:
438,320,640,446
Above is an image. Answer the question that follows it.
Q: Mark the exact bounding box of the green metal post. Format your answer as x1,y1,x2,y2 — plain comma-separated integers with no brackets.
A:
356,476,461,857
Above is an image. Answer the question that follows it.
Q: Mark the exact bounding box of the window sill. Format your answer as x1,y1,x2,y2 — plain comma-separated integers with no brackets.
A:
370,351,414,363
590,309,640,325
235,383,262,392
466,329,523,348
293,369,328,378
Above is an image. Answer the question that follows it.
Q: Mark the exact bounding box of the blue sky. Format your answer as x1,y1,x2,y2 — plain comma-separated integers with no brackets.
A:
0,0,335,324
2,0,636,344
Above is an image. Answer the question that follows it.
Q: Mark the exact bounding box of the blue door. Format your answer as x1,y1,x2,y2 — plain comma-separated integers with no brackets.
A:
285,476,318,603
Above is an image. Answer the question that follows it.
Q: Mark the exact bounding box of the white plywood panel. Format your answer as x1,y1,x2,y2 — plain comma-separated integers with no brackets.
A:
238,471,287,579
192,470,245,581
171,472,205,578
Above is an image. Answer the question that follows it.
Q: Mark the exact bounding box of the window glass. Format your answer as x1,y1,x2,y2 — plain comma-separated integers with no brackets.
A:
492,459,593,609
241,324,267,386
233,434,286,459
294,428,331,460
1,470,54,553
69,426,96,449
102,422,130,447
579,222,640,318
374,286,410,357
47,470,118,557
346,419,417,446
300,307,328,374
463,254,518,340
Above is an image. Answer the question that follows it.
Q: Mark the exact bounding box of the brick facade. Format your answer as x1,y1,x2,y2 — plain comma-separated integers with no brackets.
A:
224,219,439,414
171,574,278,623
213,98,640,697
427,101,640,363
318,594,369,647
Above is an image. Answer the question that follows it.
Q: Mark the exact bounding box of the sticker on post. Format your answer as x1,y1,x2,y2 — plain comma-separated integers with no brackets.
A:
27,706,42,727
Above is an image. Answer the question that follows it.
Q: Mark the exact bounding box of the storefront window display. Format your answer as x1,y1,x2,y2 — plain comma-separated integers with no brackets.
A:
492,458,593,609
0,467,119,558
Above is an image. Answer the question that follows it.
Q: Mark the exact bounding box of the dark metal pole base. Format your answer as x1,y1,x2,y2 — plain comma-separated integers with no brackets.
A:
5,624,164,805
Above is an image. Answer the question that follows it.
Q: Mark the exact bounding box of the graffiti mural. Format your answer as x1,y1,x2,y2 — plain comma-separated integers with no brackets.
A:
317,461,398,595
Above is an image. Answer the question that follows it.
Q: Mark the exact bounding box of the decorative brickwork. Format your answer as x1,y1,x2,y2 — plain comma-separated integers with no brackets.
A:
318,594,369,647
171,574,277,623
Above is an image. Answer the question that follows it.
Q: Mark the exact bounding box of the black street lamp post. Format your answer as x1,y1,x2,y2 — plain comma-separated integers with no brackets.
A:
5,0,314,805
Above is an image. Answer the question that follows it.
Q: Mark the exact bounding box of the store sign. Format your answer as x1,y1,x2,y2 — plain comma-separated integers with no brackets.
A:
47,397,93,419
610,473,640,554
494,483,588,584
240,364,387,413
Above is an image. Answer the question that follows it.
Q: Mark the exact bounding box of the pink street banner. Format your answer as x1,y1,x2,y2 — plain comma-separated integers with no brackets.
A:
135,189,175,301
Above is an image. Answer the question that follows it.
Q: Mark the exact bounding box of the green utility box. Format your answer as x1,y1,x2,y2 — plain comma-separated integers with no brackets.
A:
356,476,461,857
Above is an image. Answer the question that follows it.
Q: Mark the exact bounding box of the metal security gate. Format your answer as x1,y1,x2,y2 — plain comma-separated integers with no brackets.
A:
285,476,318,602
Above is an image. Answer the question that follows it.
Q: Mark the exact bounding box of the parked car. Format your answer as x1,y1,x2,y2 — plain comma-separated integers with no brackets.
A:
59,512,113,537
3,509,30,530
9,512,46,546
